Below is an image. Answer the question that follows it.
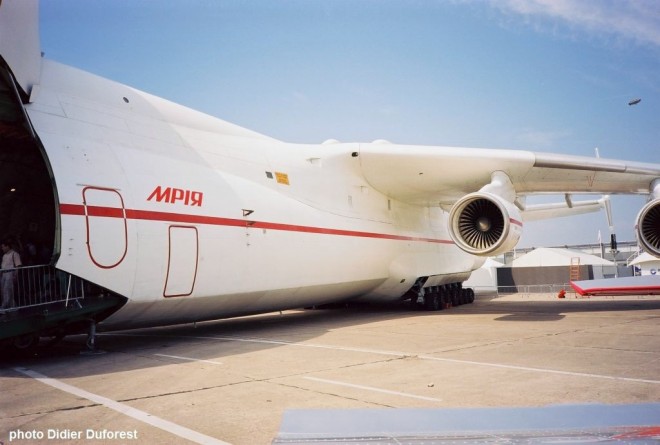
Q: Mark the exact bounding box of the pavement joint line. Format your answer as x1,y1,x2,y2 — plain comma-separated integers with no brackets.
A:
4,403,99,420
417,355,660,385
153,353,223,365
273,380,395,408
303,376,442,402
103,333,660,385
12,367,232,445
117,378,260,403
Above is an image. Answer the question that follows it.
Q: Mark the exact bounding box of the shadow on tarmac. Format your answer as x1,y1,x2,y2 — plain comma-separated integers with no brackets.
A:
2,296,660,378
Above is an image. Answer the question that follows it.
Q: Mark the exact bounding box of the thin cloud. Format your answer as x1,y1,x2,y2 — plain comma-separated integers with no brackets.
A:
515,128,572,148
493,0,660,48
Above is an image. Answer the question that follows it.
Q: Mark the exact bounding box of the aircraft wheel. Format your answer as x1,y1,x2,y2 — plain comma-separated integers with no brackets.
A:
434,294,443,311
467,288,475,304
450,289,459,306
12,333,39,355
424,292,440,311
440,290,450,309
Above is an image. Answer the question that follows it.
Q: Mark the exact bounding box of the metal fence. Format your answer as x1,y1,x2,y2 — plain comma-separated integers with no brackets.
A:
469,283,577,297
496,283,571,294
3,265,86,310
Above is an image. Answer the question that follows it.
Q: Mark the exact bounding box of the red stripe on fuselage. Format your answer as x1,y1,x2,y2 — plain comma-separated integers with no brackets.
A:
86,205,125,218
60,203,86,215
60,204,453,244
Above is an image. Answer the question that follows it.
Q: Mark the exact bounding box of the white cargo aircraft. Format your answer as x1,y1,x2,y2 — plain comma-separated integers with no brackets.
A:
1,1,659,350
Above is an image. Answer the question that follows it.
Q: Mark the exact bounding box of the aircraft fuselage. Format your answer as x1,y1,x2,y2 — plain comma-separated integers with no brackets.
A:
23,60,478,331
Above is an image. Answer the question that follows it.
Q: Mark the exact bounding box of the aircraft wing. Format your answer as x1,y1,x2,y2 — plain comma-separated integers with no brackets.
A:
358,144,660,205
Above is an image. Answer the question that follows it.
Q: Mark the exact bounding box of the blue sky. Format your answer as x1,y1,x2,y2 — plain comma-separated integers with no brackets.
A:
39,1,660,249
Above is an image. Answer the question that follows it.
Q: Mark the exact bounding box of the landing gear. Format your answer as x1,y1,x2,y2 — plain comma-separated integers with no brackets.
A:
12,332,39,355
449,288,459,307
80,319,105,355
466,288,475,304
413,283,475,312
423,287,441,311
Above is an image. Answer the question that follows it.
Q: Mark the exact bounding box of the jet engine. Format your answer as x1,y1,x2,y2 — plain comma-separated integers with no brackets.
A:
448,192,523,256
636,199,660,257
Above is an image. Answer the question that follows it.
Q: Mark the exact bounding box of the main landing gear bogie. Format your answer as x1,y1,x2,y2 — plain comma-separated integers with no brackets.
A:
415,285,475,312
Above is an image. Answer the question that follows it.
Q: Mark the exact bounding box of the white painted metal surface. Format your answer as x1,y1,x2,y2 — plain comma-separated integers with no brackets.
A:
1,0,660,333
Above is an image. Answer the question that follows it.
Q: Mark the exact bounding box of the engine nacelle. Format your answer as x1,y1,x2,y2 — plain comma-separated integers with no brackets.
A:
636,199,660,257
448,192,523,256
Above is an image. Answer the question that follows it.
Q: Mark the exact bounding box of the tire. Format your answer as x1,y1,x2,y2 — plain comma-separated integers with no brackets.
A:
12,333,39,355
424,293,440,311
467,288,475,304
450,289,459,306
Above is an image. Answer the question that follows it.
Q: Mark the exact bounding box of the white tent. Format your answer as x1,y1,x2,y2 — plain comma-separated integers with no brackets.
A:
630,252,660,276
511,247,614,267
464,257,503,293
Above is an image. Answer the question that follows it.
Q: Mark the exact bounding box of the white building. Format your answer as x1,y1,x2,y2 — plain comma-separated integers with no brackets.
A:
464,258,503,294
630,253,660,276
511,247,614,268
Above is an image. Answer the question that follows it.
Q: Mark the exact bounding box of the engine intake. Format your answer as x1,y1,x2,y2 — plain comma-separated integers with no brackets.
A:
636,199,660,257
449,193,523,256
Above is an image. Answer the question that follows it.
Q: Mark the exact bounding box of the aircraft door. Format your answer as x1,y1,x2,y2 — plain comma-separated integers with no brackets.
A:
0,64,57,266
163,225,198,297
83,187,128,269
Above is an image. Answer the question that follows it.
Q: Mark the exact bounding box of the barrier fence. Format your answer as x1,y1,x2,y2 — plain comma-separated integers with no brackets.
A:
2,265,86,310
495,283,571,294
468,284,577,297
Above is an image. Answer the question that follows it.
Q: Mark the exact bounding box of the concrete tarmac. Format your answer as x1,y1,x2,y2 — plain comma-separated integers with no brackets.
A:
1,294,660,444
